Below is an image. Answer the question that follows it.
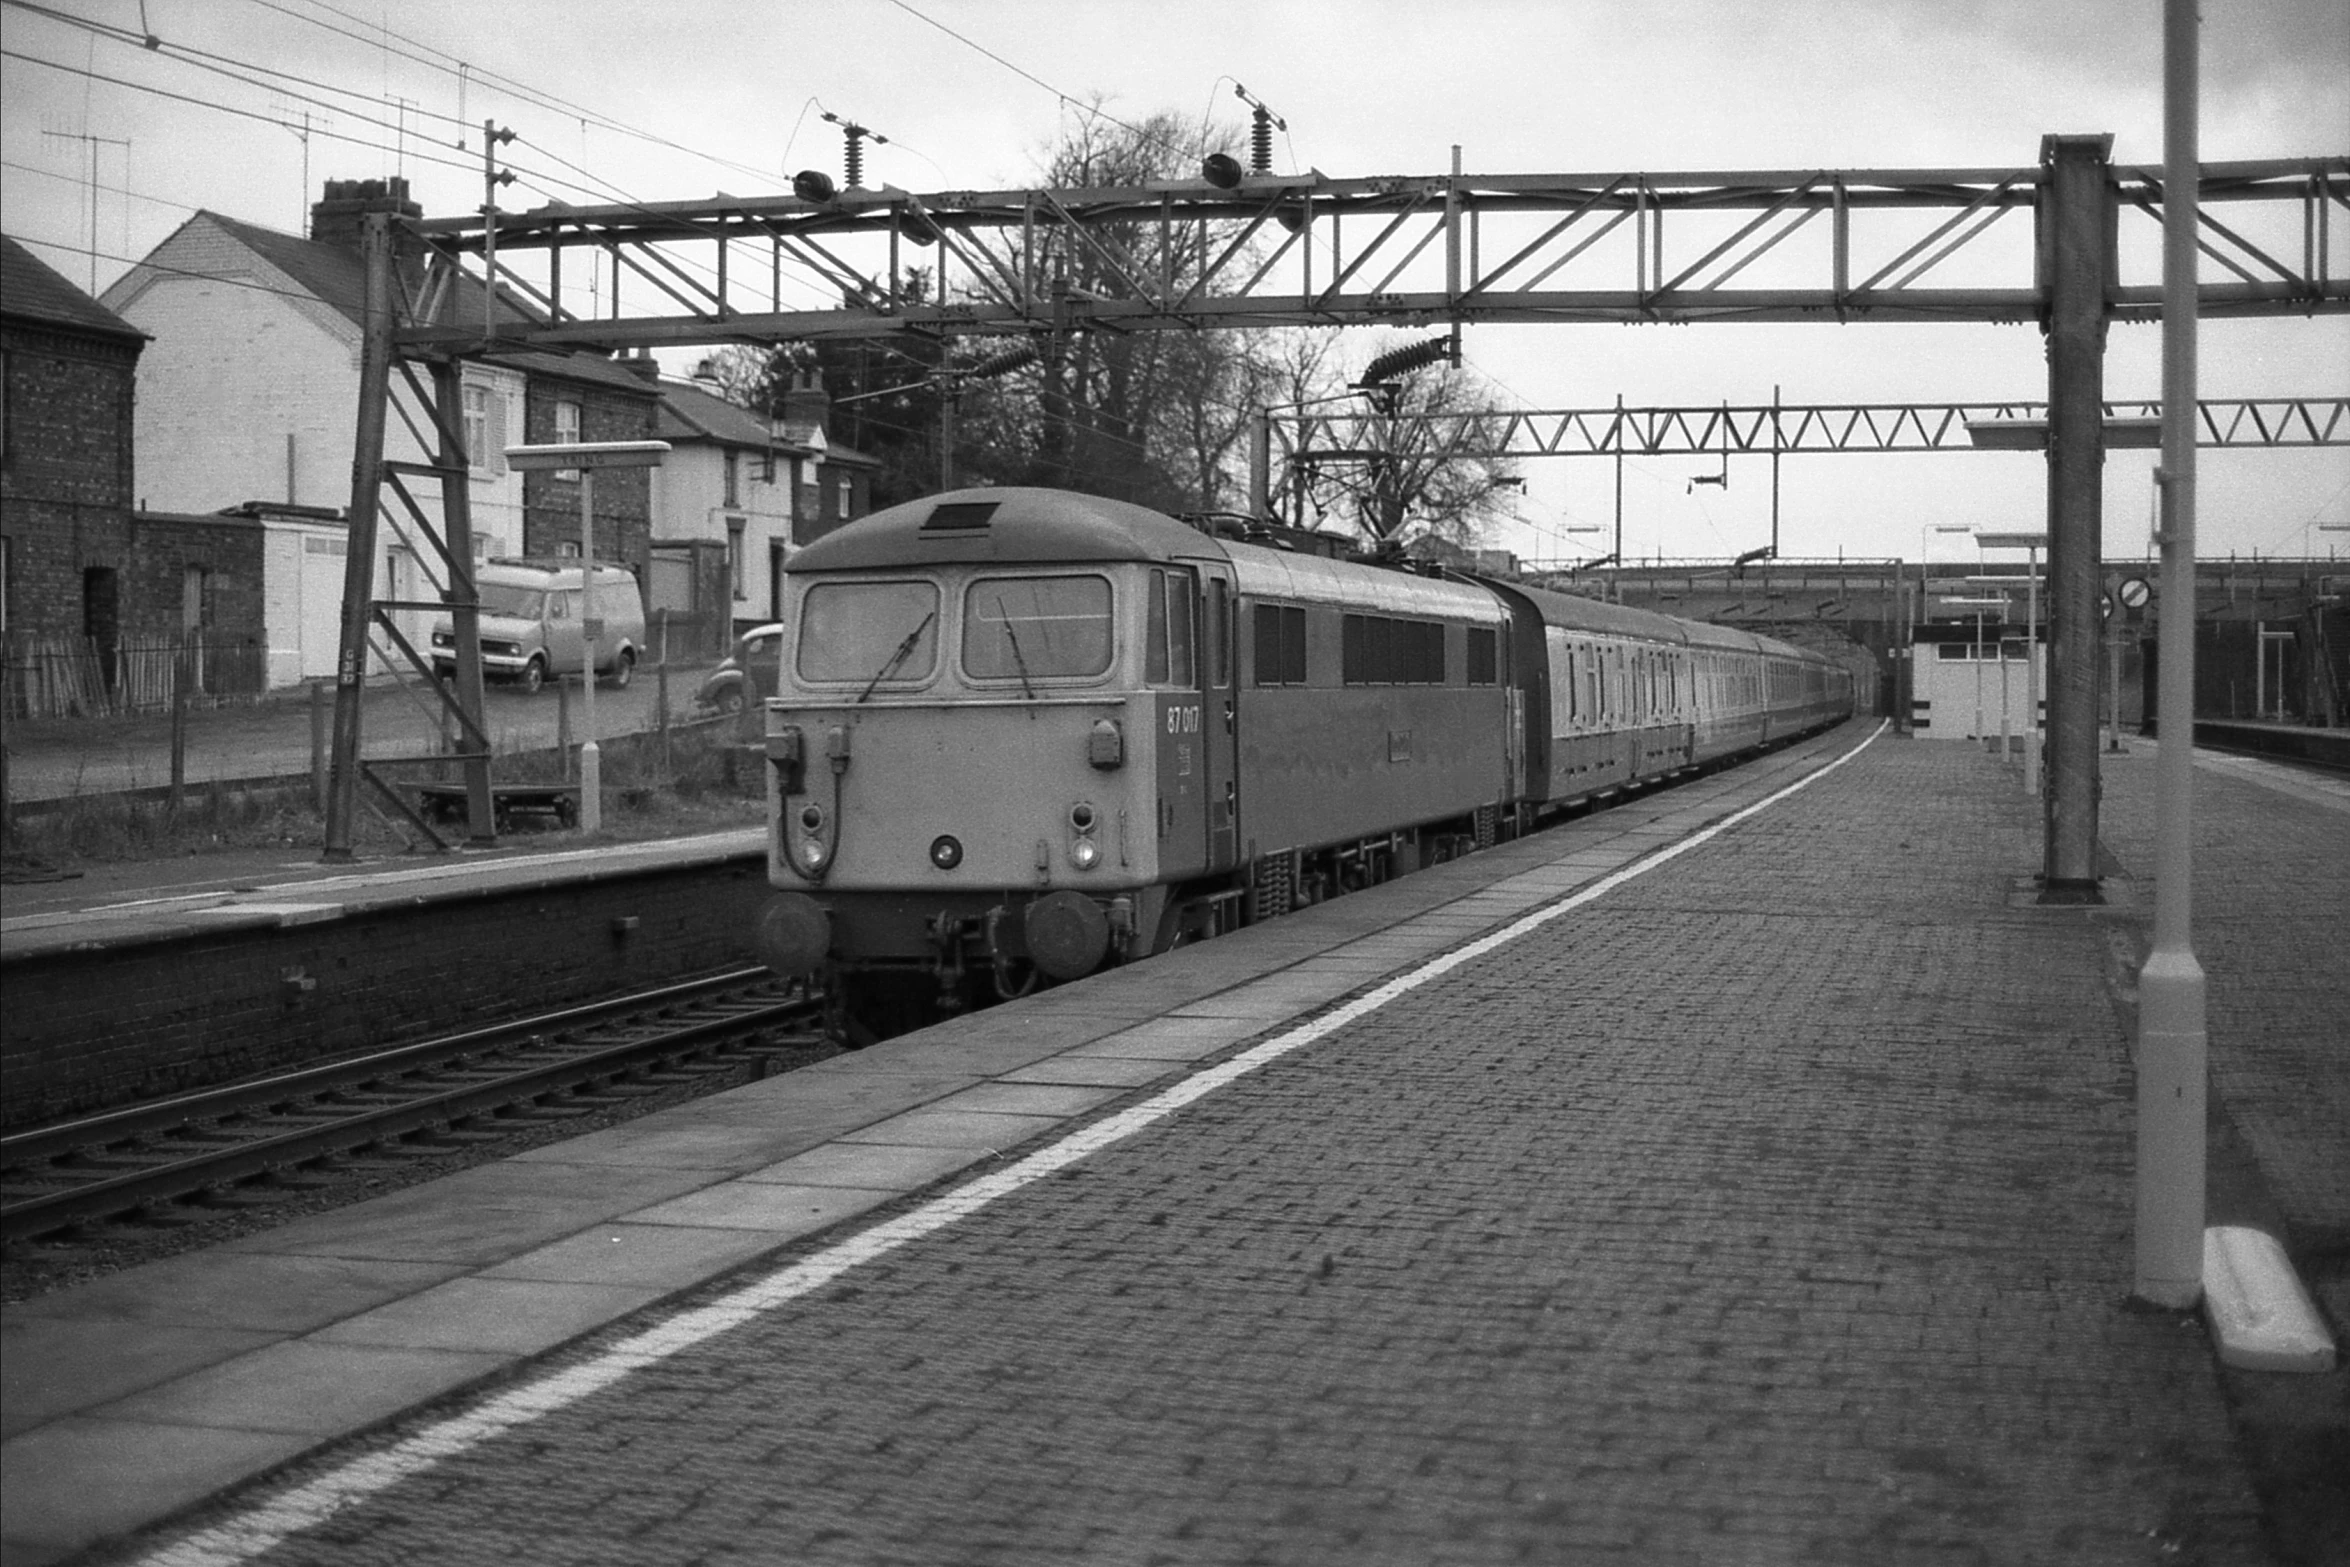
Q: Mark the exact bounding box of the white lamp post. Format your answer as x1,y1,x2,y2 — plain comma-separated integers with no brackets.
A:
503,440,670,832
1943,596,2009,743
1976,532,2048,793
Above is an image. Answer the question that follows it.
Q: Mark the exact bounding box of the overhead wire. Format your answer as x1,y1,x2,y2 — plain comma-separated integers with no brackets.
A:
0,47,483,181
252,0,784,184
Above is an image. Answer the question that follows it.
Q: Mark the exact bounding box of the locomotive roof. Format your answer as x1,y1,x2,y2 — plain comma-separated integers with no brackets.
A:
1226,543,1506,621
787,488,1227,572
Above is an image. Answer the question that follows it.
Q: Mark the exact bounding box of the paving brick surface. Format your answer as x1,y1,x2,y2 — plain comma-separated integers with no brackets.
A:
2096,745,2350,1327
106,731,2286,1567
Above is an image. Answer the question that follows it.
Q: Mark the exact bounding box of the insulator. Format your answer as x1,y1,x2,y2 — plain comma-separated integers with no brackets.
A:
843,128,863,190
1251,108,1273,175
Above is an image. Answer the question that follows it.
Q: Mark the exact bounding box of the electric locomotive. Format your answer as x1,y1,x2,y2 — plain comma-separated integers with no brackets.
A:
752,487,1852,1040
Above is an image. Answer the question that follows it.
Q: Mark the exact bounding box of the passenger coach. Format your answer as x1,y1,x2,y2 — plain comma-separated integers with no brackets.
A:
752,487,1851,1040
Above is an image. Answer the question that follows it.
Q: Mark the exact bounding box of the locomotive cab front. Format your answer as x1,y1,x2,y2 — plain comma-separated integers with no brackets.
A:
753,491,1239,1032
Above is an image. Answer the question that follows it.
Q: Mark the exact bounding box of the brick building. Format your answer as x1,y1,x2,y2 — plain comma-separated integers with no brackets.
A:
97,179,656,685
3,235,148,656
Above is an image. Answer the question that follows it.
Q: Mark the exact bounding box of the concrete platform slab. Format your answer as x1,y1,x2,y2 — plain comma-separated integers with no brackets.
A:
734,1141,983,1192
620,1180,901,1235
929,1082,1125,1118
0,1252,463,1335
306,1276,669,1355
1060,1017,1265,1060
215,1160,720,1265
478,1221,794,1290
0,1417,313,1565
994,1053,1189,1089
87,1339,508,1435
0,1318,281,1440
830,1107,1066,1150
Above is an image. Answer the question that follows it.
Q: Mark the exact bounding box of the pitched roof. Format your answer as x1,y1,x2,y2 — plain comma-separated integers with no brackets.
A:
486,348,661,398
201,210,543,333
657,379,806,450
0,235,147,341
108,213,647,394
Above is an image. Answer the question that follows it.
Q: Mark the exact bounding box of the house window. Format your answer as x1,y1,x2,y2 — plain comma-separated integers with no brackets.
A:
835,474,851,519
463,385,490,471
727,518,746,599
724,452,740,509
553,398,581,479
759,450,777,484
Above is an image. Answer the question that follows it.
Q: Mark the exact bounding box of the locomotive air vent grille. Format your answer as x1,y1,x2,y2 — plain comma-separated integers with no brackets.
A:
923,501,1000,532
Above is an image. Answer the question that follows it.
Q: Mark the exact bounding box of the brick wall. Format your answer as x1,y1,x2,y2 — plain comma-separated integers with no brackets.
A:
125,512,267,647
1,322,141,640
1,854,775,1128
521,376,659,575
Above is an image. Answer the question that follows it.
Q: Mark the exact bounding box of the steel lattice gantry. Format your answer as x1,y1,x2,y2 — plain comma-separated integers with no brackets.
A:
332,138,2347,886
1279,395,2350,466
393,151,2346,346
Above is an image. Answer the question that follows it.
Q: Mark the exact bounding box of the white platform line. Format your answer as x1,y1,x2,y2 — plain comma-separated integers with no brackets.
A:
138,721,1885,1567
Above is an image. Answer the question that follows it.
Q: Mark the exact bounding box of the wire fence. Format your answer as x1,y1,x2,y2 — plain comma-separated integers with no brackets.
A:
4,633,270,720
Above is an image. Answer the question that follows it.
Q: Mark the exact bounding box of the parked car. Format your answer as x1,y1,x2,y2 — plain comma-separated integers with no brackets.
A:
431,560,647,693
694,623,785,714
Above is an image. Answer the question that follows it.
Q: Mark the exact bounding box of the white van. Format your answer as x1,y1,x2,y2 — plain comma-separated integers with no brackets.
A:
430,560,646,694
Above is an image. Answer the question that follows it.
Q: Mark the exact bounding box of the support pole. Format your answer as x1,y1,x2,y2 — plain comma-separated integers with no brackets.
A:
431,358,496,844
2025,546,2043,794
1249,410,1271,524
1612,394,1625,604
2135,0,2207,1310
322,213,396,863
2037,133,2115,898
578,468,601,834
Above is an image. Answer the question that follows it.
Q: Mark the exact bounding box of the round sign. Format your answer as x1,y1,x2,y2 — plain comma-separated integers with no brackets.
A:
2118,577,2151,608
2100,591,2113,621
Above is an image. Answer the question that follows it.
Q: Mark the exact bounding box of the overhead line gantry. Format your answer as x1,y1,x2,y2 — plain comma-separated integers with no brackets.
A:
334,137,2347,895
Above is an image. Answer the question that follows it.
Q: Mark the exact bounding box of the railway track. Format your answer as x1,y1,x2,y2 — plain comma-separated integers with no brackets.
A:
0,968,824,1246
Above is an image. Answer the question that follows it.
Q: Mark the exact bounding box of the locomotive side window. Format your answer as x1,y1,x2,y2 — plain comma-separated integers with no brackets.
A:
1145,568,1197,687
1340,615,1445,685
797,580,939,685
963,574,1113,680
1251,603,1307,686
1206,580,1229,687
1466,627,1497,686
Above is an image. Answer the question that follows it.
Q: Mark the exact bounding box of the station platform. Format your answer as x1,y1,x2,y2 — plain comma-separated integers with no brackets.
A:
3,722,2344,1566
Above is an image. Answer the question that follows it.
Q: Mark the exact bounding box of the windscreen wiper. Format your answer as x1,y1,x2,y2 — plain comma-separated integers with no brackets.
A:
995,597,1039,702
857,610,936,704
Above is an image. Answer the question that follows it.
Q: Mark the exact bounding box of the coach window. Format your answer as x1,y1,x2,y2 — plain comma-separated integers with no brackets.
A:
797,579,939,686
964,574,1113,680
1145,568,1197,686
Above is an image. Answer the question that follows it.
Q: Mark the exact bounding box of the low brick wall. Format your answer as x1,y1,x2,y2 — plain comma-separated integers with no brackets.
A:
2,853,773,1129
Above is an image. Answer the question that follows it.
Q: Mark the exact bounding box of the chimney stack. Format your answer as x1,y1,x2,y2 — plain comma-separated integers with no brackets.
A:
310,177,423,253
782,370,829,432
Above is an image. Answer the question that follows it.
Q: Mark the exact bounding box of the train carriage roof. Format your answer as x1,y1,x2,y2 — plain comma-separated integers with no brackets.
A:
787,487,1228,572
1490,576,1833,666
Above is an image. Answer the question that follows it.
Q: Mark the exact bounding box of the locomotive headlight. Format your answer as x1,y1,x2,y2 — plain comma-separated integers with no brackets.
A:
1066,802,1101,871
799,804,824,833
930,835,963,870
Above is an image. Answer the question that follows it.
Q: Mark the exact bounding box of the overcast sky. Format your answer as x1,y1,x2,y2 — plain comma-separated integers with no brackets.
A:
4,0,2344,566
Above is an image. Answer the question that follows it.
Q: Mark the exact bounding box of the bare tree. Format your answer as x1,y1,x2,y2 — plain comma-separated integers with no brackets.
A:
1305,343,1522,546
